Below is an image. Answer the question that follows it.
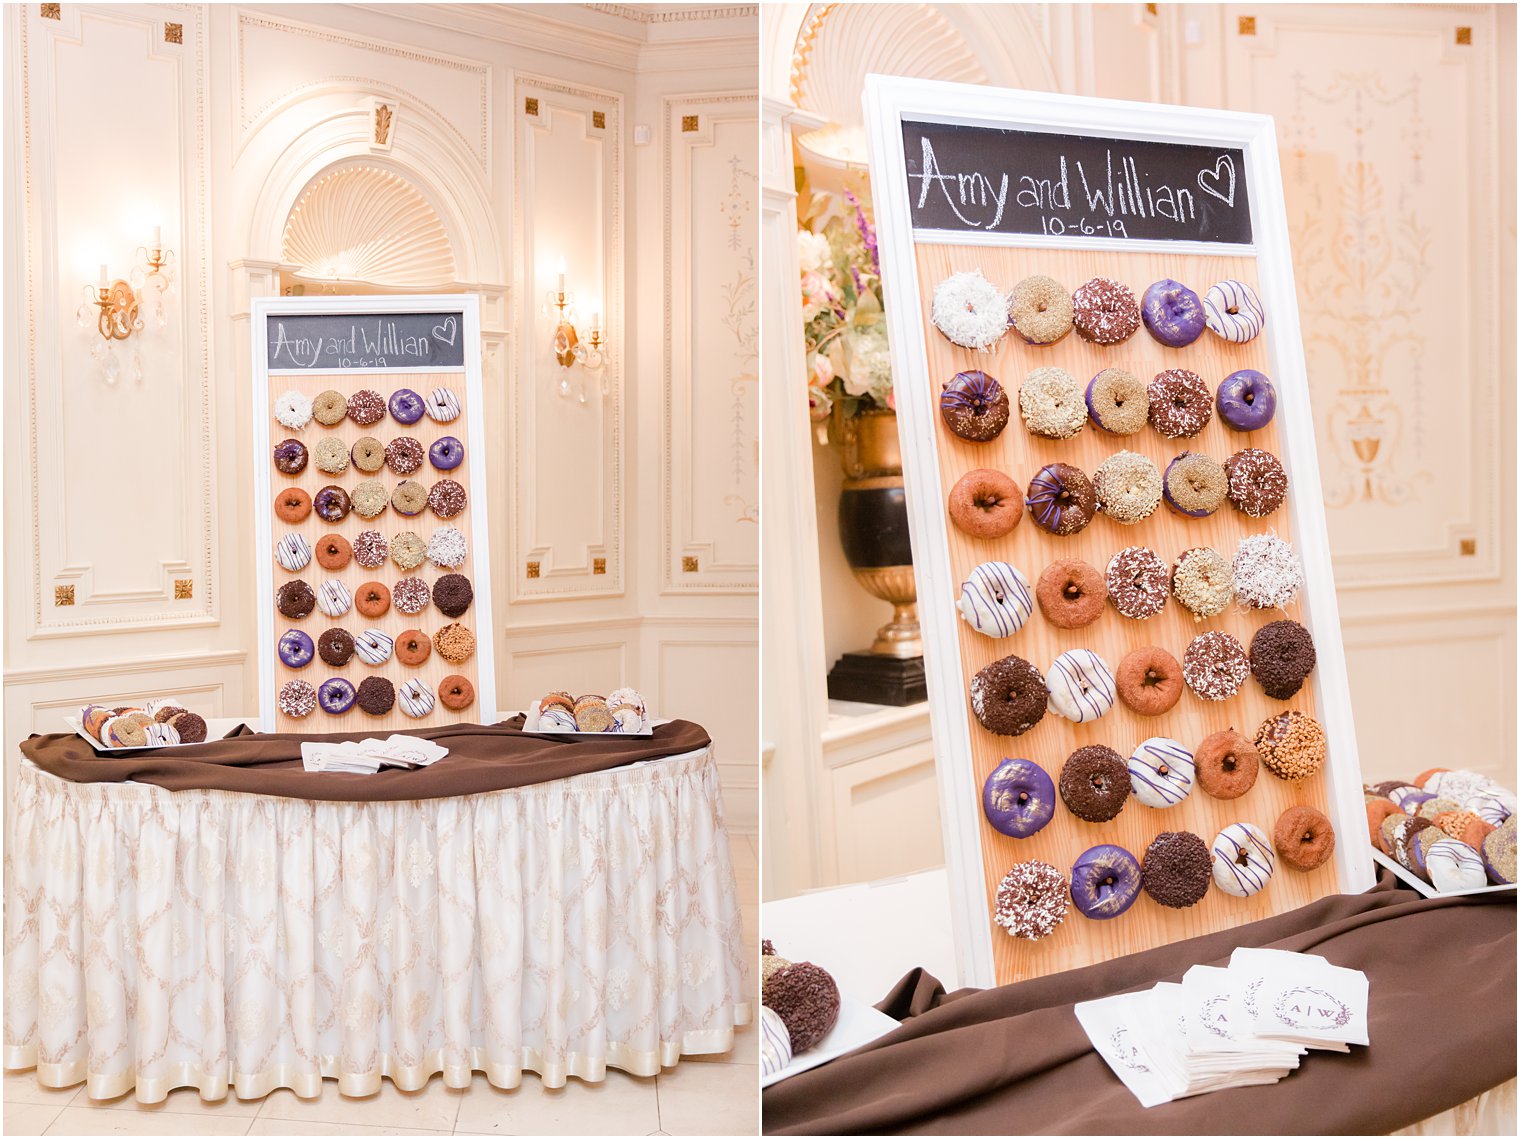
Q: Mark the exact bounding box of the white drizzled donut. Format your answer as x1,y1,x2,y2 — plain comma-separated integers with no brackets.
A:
539,706,577,731
1426,838,1488,892
1211,823,1275,897
275,533,312,572
957,561,1034,639
354,629,394,666
1045,649,1116,723
144,722,181,747
1203,280,1265,344
425,387,462,423
317,580,352,618
1127,737,1196,808
931,270,1010,351
398,678,435,718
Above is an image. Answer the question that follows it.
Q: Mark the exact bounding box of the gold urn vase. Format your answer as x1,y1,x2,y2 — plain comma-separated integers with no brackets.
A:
827,405,926,705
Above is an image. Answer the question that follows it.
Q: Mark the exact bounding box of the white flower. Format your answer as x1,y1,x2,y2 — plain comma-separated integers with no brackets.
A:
841,325,891,396
807,384,832,422
796,229,832,275
800,271,837,322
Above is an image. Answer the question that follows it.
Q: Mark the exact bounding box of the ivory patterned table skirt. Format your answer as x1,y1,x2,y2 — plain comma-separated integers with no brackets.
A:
3,746,750,1103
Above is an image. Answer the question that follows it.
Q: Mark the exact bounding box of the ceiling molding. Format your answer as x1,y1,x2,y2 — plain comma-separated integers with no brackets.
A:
584,4,758,23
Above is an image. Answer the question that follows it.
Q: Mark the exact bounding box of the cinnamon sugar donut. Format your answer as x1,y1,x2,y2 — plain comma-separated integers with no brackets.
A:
355,581,391,619
1194,728,1260,800
395,628,432,666
1114,646,1183,716
1273,805,1335,871
275,487,312,524
315,534,352,571
1035,559,1106,629
439,674,475,711
948,469,1023,539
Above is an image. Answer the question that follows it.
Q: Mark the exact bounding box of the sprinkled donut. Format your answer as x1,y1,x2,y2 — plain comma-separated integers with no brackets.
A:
1171,546,1233,619
1127,737,1195,809
1071,277,1140,345
1163,451,1227,518
1026,463,1095,536
1046,648,1116,724
1273,804,1335,871
1195,729,1259,800
970,654,1048,737
1211,823,1276,897
982,757,1057,839
1008,274,1073,346
1148,368,1214,438
1035,559,1105,629
1248,618,1316,699
1233,533,1303,609
1204,279,1265,343
1142,830,1212,908
1105,545,1168,620
993,860,1069,940
948,468,1023,539
931,270,1010,351
1225,448,1288,517
957,561,1034,639
1069,844,1142,921
1115,646,1182,716
1084,367,1148,436
1256,710,1327,782
278,680,317,719
1182,630,1250,701
940,370,1010,442
1060,745,1131,822
1093,451,1161,525
1018,366,1086,439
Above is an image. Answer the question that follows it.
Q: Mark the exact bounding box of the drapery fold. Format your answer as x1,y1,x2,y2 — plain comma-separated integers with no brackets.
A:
5,748,750,1103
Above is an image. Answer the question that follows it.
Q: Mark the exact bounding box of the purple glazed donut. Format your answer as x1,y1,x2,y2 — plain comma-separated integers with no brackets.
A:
388,388,426,425
1069,844,1143,920
1140,280,1206,348
1217,369,1278,432
982,758,1057,839
429,435,465,470
318,677,356,715
278,629,314,669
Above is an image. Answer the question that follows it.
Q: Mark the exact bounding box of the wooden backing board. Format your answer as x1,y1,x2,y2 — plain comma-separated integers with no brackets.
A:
913,244,1337,985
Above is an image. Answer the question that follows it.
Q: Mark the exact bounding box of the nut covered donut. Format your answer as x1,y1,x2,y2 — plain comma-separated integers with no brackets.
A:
940,370,1010,442
1035,559,1106,629
1256,710,1326,782
1008,275,1073,346
1115,646,1183,716
1084,367,1149,435
1018,367,1086,439
1026,463,1095,536
948,468,1023,539
970,654,1048,737
1094,451,1161,526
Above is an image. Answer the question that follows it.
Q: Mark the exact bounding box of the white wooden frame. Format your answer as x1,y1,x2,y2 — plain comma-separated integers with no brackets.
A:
250,294,498,731
862,75,1372,989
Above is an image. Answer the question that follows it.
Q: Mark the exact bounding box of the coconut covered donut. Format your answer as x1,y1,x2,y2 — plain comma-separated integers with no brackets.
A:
1008,274,1074,346
1204,279,1265,343
1071,277,1140,345
1018,367,1086,439
932,270,1010,351
1233,533,1303,609
1225,448,1288,517
1093,451,1162,526
1148,369,1214,438
993,860,1069,941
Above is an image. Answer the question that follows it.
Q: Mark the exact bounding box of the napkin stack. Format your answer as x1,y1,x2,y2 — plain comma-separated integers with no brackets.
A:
300,735,449,774
1075,947,1369,1107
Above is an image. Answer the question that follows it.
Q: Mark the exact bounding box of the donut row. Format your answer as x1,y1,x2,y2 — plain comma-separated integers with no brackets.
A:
277,672,476,720
1366,769,1515,888
994,808,1333,941
939,366,1277,445
276,527,467,574
273,478,467,524
273,433,465,477
275,573,474,622
273,386,461,431
931,272,1264,353
277,624,474,671
983,723,1322,844
949,451,1287,542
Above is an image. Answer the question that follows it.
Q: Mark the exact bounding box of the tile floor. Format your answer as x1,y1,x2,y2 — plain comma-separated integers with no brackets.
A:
3,834,760,1138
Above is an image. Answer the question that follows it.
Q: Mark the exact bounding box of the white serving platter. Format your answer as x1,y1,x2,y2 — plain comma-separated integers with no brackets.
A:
1369,846,1515,899
64,715,250,755
759,996,901,1089
517,701,656,738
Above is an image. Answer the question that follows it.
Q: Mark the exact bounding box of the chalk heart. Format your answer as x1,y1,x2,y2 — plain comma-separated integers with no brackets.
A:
431,316,458,346
1197,154,1236,208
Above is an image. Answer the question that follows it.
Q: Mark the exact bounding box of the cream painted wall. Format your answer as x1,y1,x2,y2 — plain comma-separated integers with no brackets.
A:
4,3,759,829
765,1,1516,895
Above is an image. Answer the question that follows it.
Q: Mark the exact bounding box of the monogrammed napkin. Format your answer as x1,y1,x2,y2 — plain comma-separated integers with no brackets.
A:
1230,946,1369,1048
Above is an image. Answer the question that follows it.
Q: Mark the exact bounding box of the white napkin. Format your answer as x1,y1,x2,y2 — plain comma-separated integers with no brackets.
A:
301,735,449,773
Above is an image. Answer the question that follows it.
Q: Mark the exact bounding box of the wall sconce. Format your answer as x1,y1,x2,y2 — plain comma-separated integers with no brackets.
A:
541,259,608,402
74,228,175,383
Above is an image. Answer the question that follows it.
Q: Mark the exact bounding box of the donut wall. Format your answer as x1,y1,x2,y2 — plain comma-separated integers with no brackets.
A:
864,78,1371,988
251,297,497,733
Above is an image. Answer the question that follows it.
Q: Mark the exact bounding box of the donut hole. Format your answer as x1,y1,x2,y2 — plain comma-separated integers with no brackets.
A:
1243,390,1256,405
1143,669,1166,688
1062,582,1083,600
1235,849,1252,867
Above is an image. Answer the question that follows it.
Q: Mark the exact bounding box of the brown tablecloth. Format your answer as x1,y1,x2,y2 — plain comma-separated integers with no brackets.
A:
19,717,712,801
763,871,1516,1135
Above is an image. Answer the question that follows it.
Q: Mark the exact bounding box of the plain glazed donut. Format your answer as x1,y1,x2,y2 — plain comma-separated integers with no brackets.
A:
970,654,1048,737
1008,275,1074,346
1194,728,1259,799
1273,804,1335,871
948,468,1023,539
1035,559,1106,629
1115,646,1183,716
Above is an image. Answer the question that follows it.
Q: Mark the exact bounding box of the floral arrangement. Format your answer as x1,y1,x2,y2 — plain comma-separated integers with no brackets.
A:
798,186,892,423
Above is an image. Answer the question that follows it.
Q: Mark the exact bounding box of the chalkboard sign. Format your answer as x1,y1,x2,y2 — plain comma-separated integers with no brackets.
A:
901,120,1252,245
265,310,466,371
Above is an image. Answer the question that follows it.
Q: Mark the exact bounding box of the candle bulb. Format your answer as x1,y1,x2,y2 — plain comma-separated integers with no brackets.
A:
98,263,108,287
592,311,601,333
557,271,566,294
151,225,161,248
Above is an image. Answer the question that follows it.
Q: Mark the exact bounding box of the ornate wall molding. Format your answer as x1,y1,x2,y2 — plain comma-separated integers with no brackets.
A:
585,4,758,23
662,92,759,593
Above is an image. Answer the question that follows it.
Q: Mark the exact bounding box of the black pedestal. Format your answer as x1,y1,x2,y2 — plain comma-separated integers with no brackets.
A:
826,651,927,707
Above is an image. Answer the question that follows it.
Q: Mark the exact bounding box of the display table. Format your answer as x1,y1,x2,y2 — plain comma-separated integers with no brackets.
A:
4,741,750,1103
762,871,1514,1135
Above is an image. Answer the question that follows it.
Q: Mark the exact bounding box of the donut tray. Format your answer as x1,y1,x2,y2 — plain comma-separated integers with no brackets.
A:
1369,847,1515,899
519,701,655,738
63,715,249,755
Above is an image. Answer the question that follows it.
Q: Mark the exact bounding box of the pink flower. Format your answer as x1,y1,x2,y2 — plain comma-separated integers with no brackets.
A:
886,388,896,410
807,383,833,422
811,354,834,386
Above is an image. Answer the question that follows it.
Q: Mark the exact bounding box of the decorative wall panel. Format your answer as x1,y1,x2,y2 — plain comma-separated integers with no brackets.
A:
663,94,759,593
1227,8,1502,588
18,4,215,637
513,76,624,598
657,635,760,827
